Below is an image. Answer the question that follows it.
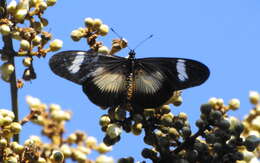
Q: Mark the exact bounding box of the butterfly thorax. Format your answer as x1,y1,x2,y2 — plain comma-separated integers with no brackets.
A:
128,50,136,60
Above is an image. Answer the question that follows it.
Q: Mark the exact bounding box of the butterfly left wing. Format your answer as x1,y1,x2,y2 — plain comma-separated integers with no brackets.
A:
131,57,210,108
49,50,129,108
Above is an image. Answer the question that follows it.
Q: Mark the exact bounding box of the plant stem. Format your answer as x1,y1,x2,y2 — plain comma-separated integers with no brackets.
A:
1,0,19,142
9,54,19,142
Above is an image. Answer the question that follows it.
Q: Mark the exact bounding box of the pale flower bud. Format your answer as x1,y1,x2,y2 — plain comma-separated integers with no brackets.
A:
0,24,11,35
228,98,240,110
249,91,259,105
84,17,94,27
98,46,109,55
99,24,109,36
96,155,114,163
15,9,28,22
96,143,112,153
49,39,63,51
106,124,122,139
46,0,57,6
20,39,30,51
7,0,17,13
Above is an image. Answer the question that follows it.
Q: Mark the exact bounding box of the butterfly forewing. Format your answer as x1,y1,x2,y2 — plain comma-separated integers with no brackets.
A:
49,50,210,109
49,50,129,108
131,57,209,108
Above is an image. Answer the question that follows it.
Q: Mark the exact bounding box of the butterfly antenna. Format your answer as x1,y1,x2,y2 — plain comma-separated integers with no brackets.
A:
110,28,131,50
133,34,153,51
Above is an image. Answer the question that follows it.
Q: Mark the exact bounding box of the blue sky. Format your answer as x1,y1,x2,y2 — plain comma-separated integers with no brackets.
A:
1,0,260,162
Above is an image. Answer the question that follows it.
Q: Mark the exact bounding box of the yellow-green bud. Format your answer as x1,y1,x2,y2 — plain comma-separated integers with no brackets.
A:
216,98,224,107
23,57,32,67
51,110,67,121
7,0,17,13
86,136,97,149
93,18,103,28
98,46,110,55
32,35,42,46
39,1,48,11
1,74,10,83
50,103,61,112
99,115,111,127
60,144,72,157
73,150,87,162
96,143,112,153
249,91,259,105
0,24,11,35
28,135,42,145
228,98,240,110
50,39,63,51
172,96,183,106
160,105,171,114
46,0,56,6
84,17,94,27
0,109,15,120
37,157,47,163
3,116,13,125
96,155,114,163
0,138,7,147
13,143,24,154
26,96,41,108
99,24,109,36
1,63,15,75
132,123,143,135
6,156,18,163
63,111,71,121
106,123,122,139
70,30,83,41
208,97,218,107
15,9,28,22
178,112,187,120
78,146,91,155
20,39,30,51
10,122,22,134
67,133,77,143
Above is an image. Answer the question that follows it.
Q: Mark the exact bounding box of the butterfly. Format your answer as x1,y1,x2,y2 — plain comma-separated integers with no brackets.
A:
49,49,210,109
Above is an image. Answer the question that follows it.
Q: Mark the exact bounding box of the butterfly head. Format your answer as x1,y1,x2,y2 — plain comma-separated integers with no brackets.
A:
128,50,136,59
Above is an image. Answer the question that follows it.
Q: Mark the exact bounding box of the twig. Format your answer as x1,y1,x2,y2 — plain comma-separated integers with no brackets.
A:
172,125,210,154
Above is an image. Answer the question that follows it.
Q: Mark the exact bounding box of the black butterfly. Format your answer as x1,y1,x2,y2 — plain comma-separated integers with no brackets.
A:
49,49,210,109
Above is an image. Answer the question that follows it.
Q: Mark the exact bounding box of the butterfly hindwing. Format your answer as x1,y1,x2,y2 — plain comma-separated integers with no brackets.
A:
132,57,210,108
49,50,129,108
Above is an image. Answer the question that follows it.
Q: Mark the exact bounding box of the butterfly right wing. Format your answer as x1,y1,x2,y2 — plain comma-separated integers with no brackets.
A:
49,50,128,108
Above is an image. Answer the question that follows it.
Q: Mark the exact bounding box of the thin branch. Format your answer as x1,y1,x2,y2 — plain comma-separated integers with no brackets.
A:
172,125,210,154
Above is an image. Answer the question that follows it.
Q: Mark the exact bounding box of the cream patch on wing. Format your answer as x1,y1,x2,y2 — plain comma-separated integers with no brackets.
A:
92,68,125,93
135,70,164,94
176,59,188,81
68,55,85,73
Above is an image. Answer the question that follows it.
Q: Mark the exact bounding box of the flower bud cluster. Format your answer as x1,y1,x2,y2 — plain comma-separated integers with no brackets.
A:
0,96,115,162
98,91,183,147
0,0,62,83
239,91,260,162
96,90,259,162
0,109,21,140
70,17,128,55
